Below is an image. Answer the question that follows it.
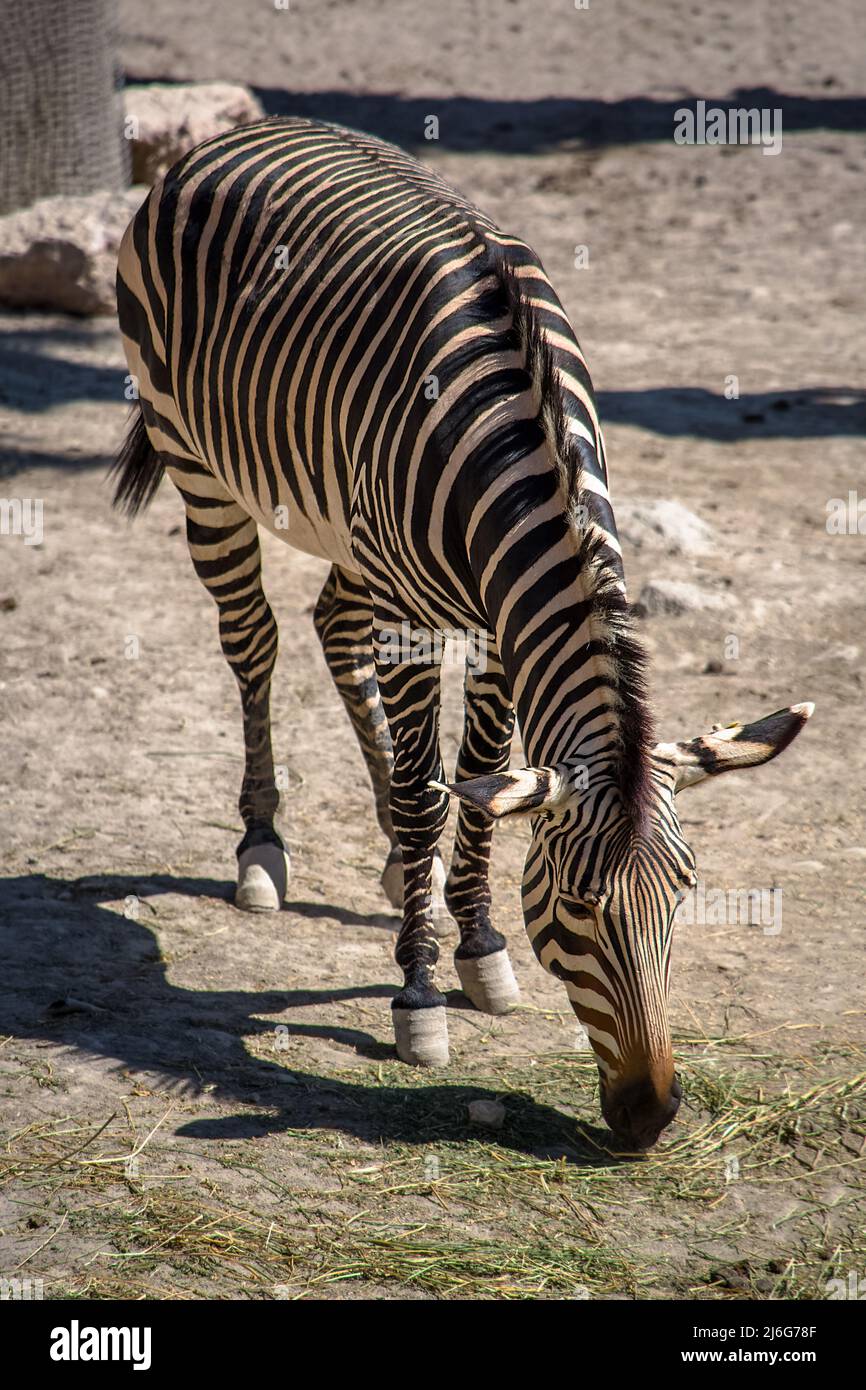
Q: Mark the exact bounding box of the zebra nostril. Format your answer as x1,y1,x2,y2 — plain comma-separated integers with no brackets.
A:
604,1075,681,1149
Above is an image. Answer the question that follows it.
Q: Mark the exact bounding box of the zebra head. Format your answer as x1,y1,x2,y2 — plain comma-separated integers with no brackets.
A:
442,702,813,1149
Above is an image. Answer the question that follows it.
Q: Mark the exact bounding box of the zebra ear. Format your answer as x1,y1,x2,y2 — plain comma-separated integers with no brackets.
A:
430,767,570,819
654,702,814,793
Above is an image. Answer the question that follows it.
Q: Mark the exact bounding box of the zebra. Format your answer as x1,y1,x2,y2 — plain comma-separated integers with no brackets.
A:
112,117,813,1149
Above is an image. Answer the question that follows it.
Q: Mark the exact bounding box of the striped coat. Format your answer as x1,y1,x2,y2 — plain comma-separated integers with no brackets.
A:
113,118,812,1148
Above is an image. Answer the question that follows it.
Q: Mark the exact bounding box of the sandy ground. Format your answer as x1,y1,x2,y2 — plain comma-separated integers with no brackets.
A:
0,0,864,1300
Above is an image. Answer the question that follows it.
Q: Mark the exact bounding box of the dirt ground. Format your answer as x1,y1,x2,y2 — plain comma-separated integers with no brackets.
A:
0,1,864,1300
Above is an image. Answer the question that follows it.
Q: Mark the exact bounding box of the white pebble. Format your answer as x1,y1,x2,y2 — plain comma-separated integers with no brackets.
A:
468,1099,506,1129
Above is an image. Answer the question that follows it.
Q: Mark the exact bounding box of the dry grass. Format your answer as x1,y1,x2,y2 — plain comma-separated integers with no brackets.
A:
2,1037,864,1300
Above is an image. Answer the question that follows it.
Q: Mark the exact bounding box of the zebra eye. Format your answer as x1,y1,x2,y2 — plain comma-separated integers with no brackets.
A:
559,895,595,921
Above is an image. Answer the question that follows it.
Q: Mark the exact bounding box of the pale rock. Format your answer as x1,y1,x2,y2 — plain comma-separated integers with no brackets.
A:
467,1099,506,1129
824,644,860,663
634,579,729,617
0,188,147,314
617,499,715,555
124,83,265,185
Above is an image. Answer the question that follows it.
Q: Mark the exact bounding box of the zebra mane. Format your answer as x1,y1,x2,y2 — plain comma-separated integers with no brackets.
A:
492,252,655,831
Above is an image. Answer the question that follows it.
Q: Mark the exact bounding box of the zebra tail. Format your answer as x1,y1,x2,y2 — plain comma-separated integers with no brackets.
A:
110,407,164,517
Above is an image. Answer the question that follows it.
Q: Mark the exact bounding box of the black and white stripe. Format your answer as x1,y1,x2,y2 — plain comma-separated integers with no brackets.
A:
113,117,812,1148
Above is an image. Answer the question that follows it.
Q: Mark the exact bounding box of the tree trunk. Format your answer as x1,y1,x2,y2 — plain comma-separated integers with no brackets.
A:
0,0,128,214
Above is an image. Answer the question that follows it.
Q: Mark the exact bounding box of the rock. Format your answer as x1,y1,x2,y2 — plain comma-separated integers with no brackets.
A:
833,847,866,860
124,83,265,185
634,579,728,617
783,860,825,873
824,644,860,663
617,499,715,555
0,188,146,314
467,1099,506,1129
45,997,105,1017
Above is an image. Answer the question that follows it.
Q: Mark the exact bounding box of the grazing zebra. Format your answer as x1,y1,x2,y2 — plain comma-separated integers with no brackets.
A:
113,117,812,1149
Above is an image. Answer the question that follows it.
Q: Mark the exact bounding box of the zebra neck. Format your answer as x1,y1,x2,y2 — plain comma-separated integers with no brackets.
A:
474,476,639,776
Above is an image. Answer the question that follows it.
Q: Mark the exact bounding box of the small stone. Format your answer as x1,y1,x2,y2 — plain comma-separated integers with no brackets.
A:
834,846,866,860
0,188,148,314
703,659,723,674
793,1144,821,1169
784,860,825,873
124,83,264,185
634,579,728,617
617,499,715,555
45,997,103,1016
467,1099,506,1129
710,1265,750,1291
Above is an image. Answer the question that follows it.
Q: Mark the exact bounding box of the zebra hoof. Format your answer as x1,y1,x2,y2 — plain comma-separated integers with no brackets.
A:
235,843,290,912
455,948,520,1015
392,1006,449,1066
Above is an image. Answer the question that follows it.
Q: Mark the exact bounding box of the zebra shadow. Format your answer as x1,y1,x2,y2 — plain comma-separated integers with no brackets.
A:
0,871,625,1167
598,386,866,440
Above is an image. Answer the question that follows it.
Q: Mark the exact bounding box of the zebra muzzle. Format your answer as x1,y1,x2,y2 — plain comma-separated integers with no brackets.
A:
601,1069,682,1151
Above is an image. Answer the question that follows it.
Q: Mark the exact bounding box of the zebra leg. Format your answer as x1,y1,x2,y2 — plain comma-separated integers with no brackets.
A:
171,462,289,911
446,656,521,1014
314,566,450,923
374,619,450,1065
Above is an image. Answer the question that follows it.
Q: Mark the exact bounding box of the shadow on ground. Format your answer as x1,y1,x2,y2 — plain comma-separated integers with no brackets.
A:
0,329,125,414
1,314,863,481
599,386,866,439
0,871,624,1167
120,80,866,152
